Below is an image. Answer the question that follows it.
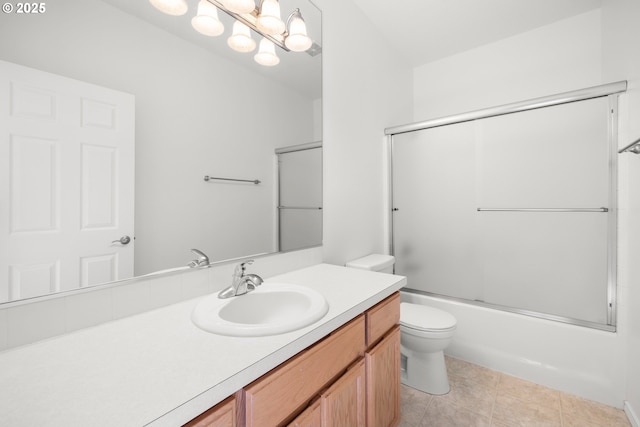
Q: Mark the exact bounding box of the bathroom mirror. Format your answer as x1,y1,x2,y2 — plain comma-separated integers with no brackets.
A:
0,0,322,303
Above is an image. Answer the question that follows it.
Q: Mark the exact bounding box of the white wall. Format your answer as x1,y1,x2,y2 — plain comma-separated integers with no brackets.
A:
313,0,413,266
414,10,603,120
0,0,315,276
601,0,640,422
410,9,630,408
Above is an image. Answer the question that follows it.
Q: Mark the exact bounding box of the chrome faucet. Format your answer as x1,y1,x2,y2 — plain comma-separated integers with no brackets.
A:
218,260,264,299
187,248,210,268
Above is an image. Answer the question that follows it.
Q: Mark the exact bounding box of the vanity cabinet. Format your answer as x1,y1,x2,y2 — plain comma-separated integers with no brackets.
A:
366,292,400,345
184,396,236,427
365,293,401,427
190,292,400,427
287,399,321,427
242,315,365,427
319,358,367,426
366,326,401,427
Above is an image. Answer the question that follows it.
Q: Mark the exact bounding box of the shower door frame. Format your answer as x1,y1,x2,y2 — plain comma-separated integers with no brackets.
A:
275,141,323,253
386,81,627,332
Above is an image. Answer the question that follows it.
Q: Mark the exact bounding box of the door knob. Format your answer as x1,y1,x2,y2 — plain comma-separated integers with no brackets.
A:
112,235,131,245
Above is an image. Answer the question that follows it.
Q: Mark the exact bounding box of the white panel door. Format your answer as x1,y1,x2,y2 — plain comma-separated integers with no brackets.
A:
0,60,135,302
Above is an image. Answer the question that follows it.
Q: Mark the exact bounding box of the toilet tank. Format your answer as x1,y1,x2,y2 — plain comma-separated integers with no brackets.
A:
346,254,395,274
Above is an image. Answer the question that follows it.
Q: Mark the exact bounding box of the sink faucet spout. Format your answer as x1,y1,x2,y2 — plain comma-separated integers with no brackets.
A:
218,260,263,299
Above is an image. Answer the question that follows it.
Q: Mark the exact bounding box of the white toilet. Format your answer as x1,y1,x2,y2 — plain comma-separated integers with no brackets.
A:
346,254,457,395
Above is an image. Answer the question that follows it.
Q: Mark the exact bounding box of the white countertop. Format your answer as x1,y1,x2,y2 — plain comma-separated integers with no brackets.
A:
0,264,406,427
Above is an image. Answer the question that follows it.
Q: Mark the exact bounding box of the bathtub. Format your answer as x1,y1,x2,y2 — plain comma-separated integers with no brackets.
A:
400,290,626,408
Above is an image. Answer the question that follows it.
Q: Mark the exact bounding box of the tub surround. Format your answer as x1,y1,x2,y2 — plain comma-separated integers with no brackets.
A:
0,263,406,427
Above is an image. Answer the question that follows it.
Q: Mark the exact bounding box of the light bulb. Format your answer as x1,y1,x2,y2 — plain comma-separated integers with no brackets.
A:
191,0,224,37
285,9,312,52
228,21,256,53
256,0,285,35
149,0,188,16
221,0,255,14
254,38,279,66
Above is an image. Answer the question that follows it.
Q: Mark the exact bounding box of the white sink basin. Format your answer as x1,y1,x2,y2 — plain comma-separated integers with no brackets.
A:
191,283,329,337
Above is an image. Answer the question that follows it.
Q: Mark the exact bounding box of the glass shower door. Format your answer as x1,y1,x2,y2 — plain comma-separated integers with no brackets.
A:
477,99,611,324
392,121,481,301
392,96,615,327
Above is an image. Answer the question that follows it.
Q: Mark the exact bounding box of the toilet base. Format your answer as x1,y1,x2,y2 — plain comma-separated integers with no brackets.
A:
400,347,450,395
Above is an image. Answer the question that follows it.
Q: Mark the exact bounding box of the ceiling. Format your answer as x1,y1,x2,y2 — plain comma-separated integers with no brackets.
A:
350,0,603,67
100,0,603,97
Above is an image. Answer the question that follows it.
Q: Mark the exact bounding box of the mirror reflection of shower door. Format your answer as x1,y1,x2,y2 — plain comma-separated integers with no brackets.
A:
0,60,135,302
277,145,322,252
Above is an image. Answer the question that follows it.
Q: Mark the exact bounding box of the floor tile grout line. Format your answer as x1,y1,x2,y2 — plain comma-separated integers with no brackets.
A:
488,372,503,426
559,391,566,427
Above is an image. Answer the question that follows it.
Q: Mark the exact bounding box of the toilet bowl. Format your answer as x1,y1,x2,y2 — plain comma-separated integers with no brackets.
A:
345,254,457,395
400,302,456,394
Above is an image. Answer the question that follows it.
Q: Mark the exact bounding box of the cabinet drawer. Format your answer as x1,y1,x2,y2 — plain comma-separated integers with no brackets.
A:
366,292,400,346
243,315,365,427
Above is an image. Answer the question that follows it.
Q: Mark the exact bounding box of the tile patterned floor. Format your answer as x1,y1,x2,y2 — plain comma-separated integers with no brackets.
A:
399,356,631,427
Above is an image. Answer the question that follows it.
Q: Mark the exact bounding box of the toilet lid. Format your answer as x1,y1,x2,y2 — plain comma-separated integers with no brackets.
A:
400,303,457,331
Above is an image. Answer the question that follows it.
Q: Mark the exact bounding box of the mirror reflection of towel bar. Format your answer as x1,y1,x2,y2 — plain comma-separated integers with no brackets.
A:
204,175,261,184
477,207,608,212
619,136,640,154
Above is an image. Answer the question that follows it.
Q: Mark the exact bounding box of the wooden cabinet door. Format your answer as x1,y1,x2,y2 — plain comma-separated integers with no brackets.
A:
366,326,401,427
288,399,321,427
243,316,365,427
320,359,366,427
183,396,236,427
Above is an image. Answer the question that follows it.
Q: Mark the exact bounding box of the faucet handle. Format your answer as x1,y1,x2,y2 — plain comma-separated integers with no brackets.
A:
190,248,207,258
188,248,210,267
241,259,254,268
234,259,254,276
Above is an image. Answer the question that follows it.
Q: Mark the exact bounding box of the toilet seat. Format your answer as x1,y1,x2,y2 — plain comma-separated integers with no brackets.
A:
400,302,457,332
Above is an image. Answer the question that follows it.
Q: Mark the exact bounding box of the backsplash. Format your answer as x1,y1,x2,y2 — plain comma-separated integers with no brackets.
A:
0,247,323,352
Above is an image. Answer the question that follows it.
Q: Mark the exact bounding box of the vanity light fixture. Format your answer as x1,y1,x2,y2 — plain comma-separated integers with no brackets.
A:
228,21,257,52
254,38,280,66
149,0,188,16
256,0,285,35
284,8,312,52
221,0,256,14
149,0,317,66
192,0,225,36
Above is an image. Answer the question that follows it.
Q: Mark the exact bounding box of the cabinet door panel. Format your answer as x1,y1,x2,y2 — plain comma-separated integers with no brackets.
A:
321,359,366,427
288,400,321,427
366,326,400,427
243,316,365,427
